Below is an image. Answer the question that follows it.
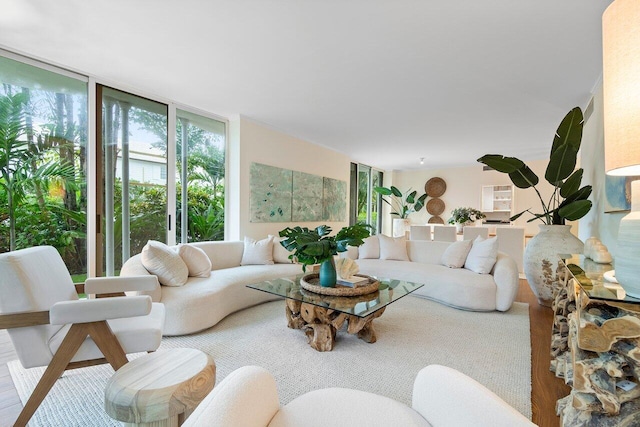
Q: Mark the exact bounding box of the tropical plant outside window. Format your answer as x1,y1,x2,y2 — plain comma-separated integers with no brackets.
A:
0,55,88,281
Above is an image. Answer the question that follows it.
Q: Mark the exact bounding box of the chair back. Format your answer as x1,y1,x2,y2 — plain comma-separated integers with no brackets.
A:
433,226,457,242
496,227,525,273
410,225,431,241
0,246,78,368
463,227,489,241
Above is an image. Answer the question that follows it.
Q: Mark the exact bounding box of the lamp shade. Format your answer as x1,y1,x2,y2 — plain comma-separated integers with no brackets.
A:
603,0,640,176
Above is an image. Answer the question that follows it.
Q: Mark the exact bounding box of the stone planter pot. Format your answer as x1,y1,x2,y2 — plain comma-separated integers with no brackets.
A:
455,221,472,234
393,218,410,238
524,224,584,307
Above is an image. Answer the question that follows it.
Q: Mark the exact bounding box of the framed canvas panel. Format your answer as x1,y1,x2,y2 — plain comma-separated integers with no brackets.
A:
250,163,293,222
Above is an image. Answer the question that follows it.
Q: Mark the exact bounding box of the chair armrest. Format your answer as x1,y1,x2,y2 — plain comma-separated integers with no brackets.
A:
412,365,535,427
183,366,280,427
49,295,152,325
84,276,159,295
492,252,519,311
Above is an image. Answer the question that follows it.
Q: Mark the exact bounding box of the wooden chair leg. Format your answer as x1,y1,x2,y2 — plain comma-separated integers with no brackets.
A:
14,323,90,427
87,321,128,370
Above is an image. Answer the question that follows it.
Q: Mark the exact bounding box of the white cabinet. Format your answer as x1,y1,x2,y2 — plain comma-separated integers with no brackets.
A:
481,185,513,213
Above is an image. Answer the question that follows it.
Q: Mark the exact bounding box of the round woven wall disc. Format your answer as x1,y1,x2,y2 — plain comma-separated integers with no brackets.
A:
428,216,444,224
425,177,446,198
426,198,445,216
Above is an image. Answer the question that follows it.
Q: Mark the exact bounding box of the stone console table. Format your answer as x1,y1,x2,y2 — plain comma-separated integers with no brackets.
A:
552,254,640,426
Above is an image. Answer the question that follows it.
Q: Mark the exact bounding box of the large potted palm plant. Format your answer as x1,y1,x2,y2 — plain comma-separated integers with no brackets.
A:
279,224,371,287
373,186,428,237
477,107,592,306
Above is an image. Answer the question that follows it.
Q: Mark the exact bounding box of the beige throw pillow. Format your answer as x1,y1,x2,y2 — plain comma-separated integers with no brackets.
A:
441,239,473,268
177,244,212,277
241,236,275,265
141,240,189,287
378,234,409,261
270,235,293,264
464,236,499,274
358,235,380,259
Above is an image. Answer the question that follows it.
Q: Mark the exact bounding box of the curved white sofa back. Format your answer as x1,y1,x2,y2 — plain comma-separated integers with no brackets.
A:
121,240,303,335
343,240,519,312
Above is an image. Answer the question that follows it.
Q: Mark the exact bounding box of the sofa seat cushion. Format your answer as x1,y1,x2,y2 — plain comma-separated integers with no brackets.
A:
269,387,431,427
159,263,304,335
355,259,497,311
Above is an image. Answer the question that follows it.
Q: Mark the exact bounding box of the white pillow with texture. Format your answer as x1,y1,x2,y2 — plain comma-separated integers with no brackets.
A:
141,240,189,287
177,244,212,277
241,236,275,265
441,239,473,268
358,235,380,259
379,234,409,261
270,235,293,264
464,236,499,274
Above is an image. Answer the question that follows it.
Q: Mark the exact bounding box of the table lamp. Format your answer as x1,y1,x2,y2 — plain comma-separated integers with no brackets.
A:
603,0,640,298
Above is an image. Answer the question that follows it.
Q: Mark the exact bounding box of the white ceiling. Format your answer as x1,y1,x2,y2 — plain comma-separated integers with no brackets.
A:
0,0,612,171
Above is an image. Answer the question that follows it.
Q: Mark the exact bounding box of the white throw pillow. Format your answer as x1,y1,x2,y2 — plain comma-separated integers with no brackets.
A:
378,234,409,261
241,236,275,265
270,235,293,264
441,239,473,268
464,236,499,274
177,244,212,277
358,235,380,259
141,240,189,287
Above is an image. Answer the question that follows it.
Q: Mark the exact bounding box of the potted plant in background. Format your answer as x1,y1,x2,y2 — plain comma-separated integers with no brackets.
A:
448,207,486,233
477,106,592,306
279,224,371,287
373,186,428,237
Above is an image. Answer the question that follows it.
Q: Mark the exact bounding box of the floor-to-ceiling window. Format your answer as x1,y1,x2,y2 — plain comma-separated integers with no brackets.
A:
350,163,382,234
176,109,225,243
97,85,168,276
0,53,88,281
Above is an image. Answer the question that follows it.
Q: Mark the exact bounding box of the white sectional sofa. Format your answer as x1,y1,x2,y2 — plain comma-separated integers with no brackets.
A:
121,236,519,336
342,237,519,312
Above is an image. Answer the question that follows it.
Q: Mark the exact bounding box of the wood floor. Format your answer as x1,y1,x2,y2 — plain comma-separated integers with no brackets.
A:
0,279,569,427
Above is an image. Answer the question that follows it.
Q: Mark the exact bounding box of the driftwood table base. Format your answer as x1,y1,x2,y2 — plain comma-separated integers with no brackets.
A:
285,299,385,351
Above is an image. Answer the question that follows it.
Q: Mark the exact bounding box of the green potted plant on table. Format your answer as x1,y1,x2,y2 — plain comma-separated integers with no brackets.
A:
476,106,592,306
279,224,371,287
448,207,486,233
373,186,428,237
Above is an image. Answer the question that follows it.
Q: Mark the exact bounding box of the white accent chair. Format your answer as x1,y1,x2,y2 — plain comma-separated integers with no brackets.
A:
409,225,431,241
432,225,457,242
0,246,165,426
497,227,525,273
463,226,489,241
183,365,535,427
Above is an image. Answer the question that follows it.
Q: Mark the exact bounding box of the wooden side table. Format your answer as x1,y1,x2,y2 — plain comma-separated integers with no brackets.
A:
105,348,216,427
554,255,640,426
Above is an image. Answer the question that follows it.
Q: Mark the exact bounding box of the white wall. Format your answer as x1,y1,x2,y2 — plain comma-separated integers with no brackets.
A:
229,116,351,240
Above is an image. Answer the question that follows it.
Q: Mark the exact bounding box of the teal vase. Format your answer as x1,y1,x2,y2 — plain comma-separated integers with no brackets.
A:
319,258,337,288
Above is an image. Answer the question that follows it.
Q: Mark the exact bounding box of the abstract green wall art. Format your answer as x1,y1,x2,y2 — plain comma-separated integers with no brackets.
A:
250,163,293,222
323,177,347,221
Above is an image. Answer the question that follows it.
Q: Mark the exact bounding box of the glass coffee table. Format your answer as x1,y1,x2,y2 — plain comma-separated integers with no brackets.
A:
247,275,423,352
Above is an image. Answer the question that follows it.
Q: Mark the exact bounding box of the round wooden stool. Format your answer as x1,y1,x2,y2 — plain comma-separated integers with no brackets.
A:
105,348,216,427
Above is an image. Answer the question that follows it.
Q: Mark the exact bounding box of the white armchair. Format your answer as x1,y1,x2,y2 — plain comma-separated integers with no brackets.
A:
0,246,165,427
183,365,535,427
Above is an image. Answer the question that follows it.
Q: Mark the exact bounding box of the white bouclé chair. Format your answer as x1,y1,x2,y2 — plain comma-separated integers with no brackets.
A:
0,246,165,426
183,365,536,427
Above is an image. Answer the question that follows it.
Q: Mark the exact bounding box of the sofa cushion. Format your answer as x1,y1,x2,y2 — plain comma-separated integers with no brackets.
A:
440,240,473,268
379,234,409,261
177,244,212,278
141,240,189,287
270,235,293,264
359,235,380,259
464,236,498,274
241,236,275,266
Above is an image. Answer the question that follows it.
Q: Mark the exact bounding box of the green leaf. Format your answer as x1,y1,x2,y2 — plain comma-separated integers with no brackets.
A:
414,199,425,212
508,165,539,188
560,169,583,198
551,107,583,155
390,186,403,197
545,143,578,185
374,186,392,195
406,190,417,204
558,200,592,221
477,155,525,173
560,185,592,207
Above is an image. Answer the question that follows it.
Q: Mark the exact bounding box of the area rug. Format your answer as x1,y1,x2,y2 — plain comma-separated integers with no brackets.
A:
9,296,531,426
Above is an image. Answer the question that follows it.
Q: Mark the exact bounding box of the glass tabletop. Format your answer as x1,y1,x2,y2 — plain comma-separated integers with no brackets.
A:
247,275,424,318
558,254,640,305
